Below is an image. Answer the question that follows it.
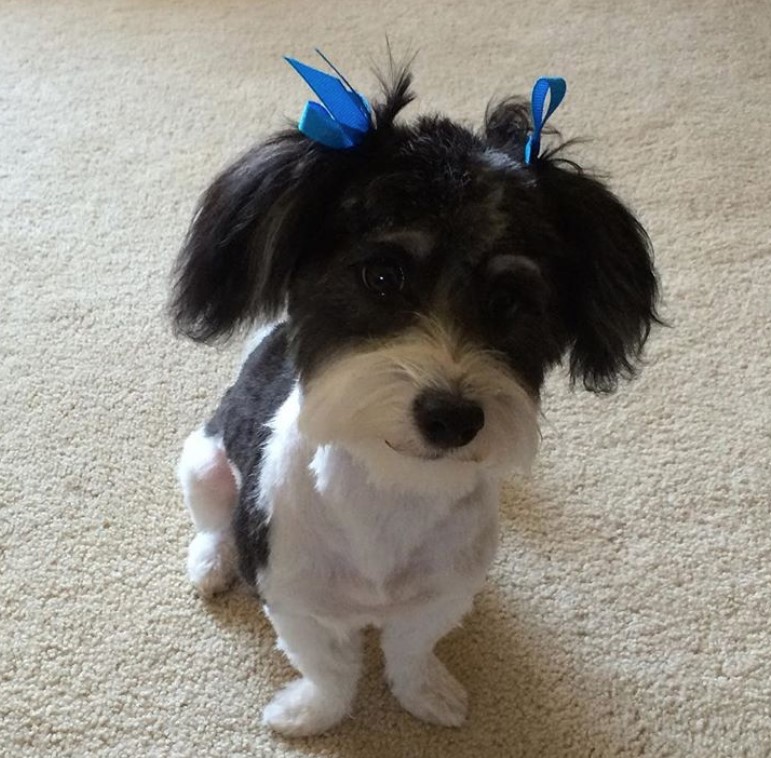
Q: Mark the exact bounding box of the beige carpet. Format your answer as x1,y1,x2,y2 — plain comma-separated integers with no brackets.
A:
2,0,770,755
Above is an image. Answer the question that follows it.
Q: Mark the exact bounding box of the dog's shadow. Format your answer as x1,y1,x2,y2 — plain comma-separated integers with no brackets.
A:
200,485,614,757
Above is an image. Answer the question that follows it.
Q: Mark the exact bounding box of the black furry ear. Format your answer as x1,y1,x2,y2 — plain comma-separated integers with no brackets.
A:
538,161,661,392
171,58,416,343
170,131,349,342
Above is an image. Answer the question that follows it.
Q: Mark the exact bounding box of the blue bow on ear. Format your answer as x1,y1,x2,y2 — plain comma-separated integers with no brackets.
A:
524,76,567,164
285,51,372,149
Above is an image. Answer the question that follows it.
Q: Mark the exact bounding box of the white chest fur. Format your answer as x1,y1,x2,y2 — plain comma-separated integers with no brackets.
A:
257,389,501,625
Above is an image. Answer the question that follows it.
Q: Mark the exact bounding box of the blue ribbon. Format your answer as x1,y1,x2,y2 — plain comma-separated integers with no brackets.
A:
524,77,567,164
285,52,372,149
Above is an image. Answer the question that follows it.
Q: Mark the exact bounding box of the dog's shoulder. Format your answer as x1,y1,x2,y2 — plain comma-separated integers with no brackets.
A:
206,322,295,475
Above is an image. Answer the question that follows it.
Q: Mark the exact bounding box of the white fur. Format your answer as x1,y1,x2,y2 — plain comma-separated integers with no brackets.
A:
382,593,474,726
259,390,498,620
261,608,363,735
482,147,519,171
238,322,282,369
178,428,237,597
253,387,492,732
299,317,540,485
179,319,540,735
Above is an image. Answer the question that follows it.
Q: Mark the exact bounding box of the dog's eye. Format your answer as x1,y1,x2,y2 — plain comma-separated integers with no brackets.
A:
360,260,405,297
485,257,548,326
489,289,520,320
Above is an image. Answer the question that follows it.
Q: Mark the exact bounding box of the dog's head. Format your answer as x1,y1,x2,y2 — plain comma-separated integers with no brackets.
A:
171,65,659,484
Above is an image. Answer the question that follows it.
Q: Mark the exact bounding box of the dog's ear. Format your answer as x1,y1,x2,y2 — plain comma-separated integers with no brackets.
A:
171,59,416,344
170,131,349,342
484,100,660,391
537,161,660,392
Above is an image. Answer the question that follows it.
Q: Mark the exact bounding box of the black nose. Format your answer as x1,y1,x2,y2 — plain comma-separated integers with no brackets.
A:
413,390,485,449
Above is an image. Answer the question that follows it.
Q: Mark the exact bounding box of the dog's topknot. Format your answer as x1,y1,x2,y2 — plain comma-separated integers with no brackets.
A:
372,54,416,129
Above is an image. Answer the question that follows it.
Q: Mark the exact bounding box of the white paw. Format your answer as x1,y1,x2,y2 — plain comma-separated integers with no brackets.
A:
390,654,468,727
262,678,348,737
187,531,236,598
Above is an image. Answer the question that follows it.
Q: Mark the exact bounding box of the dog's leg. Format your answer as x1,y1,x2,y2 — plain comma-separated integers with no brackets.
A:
177,427,238,597
262,610,362,737
381,593,474,727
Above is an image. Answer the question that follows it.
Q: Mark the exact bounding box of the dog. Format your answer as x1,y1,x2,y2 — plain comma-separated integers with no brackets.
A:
170,60,659,737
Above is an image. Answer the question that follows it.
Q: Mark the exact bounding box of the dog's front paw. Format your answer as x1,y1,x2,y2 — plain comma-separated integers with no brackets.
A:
187,531,235,598
390,654,468,727
262,678,349,737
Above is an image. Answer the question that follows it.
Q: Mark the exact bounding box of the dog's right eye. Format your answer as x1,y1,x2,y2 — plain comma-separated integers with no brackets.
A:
360,260,405,298
488,288,520,321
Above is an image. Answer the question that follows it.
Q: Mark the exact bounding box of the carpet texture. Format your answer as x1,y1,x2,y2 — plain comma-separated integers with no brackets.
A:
2,1,770,755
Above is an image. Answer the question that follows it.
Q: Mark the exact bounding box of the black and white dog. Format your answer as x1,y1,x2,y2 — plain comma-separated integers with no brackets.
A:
171,64,659,736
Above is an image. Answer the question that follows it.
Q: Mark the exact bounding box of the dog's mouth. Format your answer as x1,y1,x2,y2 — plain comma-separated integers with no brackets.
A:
384,440,487,465
384,440,446,461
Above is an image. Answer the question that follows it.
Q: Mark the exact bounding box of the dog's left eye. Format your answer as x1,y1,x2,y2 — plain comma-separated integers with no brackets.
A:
360,260,405,297
489,289,519,319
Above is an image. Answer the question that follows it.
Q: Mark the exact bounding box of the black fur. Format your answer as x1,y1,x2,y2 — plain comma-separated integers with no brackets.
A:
537,162,659,391
205,324,294,580
484,97,532,162
170,133,357,342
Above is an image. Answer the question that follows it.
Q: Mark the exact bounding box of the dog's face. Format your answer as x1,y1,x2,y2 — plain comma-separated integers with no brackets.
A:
288,131,558,478
171,67,659,481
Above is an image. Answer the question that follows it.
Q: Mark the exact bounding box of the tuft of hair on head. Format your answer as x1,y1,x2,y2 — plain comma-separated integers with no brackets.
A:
483,97,532,160
371,44,417,130
484,96,584,165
